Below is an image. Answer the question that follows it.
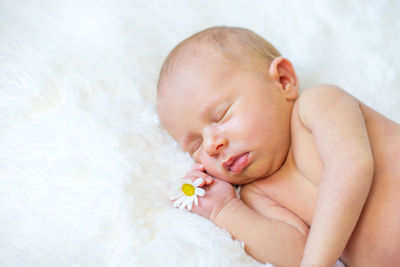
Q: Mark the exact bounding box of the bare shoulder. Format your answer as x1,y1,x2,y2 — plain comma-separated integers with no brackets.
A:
299,84,353,102
298,84,360,129
240,183,309,235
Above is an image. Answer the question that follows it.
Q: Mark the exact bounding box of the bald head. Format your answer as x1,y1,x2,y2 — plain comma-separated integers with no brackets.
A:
157,26,281,97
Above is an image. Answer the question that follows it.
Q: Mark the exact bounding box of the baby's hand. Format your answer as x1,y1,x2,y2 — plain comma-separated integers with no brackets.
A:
173,163,236,220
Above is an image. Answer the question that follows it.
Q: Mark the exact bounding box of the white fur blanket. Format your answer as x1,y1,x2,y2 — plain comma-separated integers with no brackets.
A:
0,1,398,266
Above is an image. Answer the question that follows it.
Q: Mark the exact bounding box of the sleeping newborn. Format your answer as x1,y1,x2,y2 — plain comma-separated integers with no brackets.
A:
157,26,400,267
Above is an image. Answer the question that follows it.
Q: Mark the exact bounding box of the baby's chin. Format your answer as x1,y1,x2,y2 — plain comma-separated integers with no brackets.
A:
205,163,265,185
218,172,259,185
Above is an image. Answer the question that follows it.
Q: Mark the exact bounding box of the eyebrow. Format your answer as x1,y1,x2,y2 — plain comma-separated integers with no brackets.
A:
199,94,223,119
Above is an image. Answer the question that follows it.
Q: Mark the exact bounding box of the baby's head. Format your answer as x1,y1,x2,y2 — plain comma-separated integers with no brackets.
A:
157,26,299,184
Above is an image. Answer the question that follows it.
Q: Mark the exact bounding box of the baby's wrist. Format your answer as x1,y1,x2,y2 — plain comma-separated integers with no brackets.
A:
210,197,243,225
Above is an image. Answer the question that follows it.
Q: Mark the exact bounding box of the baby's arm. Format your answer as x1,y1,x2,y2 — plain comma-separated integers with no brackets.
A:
183,165,307,266
212,185,308,266
298,85,374,267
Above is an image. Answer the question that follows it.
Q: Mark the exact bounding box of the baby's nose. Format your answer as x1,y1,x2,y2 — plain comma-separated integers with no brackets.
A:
205,136,227,156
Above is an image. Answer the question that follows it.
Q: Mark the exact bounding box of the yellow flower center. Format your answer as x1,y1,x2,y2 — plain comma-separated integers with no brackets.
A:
181,183,195,196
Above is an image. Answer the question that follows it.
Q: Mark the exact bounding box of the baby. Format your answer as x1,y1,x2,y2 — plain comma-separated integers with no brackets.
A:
156,26,400,267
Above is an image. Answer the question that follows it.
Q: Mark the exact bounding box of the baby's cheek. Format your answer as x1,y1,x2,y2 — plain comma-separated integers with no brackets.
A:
210,169,234,184
197,153,230,179
203,164,218,177
202,161,223,178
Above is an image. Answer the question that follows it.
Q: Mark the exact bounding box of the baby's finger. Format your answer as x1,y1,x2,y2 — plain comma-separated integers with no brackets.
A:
185,170,213,186
192,162,205,171
189,167,213,185
203,175,213,185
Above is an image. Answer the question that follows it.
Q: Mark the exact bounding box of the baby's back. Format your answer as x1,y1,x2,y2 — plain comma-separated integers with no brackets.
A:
341,102,400,266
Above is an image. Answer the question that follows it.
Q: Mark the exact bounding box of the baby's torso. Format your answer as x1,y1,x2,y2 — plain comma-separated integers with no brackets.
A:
251,98,400,266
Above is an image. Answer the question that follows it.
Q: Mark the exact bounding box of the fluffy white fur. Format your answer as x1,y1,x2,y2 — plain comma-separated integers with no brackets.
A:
0,0,398,266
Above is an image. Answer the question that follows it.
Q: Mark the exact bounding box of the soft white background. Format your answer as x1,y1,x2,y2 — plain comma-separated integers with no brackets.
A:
0,0,398,266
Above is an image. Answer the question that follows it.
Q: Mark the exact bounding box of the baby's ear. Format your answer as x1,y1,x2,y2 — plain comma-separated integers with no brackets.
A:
268,57,299,101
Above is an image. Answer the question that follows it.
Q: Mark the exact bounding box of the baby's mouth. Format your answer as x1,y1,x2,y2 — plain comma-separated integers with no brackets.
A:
222,152,250,174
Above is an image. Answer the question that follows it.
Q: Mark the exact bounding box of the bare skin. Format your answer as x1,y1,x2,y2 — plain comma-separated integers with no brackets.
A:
248,98,400,266
158,49,400,266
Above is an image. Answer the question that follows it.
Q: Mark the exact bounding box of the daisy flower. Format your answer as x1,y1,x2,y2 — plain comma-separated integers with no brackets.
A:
170,177,205,210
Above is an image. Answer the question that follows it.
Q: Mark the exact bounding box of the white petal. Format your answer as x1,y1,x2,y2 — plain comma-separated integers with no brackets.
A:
194,195,198,206
193,177,204,187
179,196,189,210
169,191,183,200
187,196,194,210
171,180,184,189
181,178,192,185
195,187,205,197
173,196,184,208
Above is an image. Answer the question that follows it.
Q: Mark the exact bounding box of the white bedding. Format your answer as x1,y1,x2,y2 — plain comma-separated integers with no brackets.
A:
0,0,398,266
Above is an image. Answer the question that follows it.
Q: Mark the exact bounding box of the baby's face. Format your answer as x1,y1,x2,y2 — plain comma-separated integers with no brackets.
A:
158,56,296,184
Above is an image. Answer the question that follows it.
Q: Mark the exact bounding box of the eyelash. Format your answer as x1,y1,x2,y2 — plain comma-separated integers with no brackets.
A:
192,139,202,154
191,103,231,155
216,104,231,122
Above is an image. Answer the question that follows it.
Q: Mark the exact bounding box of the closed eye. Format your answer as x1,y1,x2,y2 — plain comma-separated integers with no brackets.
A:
216,103,231,122
191,139,202,155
